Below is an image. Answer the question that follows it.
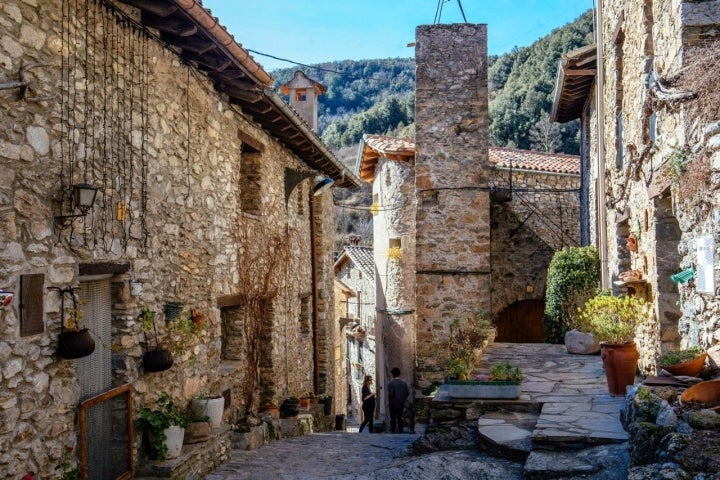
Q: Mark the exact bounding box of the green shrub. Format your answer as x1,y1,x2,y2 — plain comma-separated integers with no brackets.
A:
576,291,650,344
543,246,600,343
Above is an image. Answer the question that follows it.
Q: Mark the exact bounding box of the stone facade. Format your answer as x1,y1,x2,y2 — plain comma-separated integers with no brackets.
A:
489,166,581,317
414,24,492,386
334,246,377,421
557,0,720,373
0,1,350,477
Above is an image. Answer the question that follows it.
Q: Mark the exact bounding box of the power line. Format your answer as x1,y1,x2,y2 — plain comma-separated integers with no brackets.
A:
246,49,344,75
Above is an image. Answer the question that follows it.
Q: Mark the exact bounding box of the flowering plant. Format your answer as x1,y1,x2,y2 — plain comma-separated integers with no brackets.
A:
64,307,84,331
55,445,81,480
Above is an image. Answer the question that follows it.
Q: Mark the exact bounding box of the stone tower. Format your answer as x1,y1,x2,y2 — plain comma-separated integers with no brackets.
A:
414,24,491,385
280,70,326,132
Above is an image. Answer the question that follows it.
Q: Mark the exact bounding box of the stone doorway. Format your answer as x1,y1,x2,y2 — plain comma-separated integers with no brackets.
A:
494,299,545,343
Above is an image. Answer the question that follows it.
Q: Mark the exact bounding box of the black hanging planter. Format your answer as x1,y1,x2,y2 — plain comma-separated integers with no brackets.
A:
163,302,184,322
143,348,174,373
57,328,96,360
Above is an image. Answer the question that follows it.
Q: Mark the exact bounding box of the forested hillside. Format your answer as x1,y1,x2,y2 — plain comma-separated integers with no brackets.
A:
271,9,594,155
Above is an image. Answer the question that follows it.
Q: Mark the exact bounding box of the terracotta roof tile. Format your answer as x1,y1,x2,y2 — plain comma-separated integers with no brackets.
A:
357,135,580,179
489,147,580,175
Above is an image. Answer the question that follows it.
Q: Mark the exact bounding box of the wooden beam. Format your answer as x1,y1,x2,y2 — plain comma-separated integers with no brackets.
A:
161,32,216,55
183,51,233,72
79,261,131,276
237,130,264,153
142,12,197,36
116,0,176,17
564,68,597,76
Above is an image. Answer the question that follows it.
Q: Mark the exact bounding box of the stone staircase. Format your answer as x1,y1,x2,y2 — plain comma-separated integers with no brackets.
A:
429,343,631,479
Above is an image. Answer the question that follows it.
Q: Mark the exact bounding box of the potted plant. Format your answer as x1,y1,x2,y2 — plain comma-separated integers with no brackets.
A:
577,291,650,396
448,362,524,399
58,302,95,360
280,396,301,418
659,346,707,377
135,392,190,461
446,310,495,380
140,306,174,373
189,393,225,428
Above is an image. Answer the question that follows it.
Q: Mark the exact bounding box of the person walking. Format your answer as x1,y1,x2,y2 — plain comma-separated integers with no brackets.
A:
387,367,410,433
358,375,376,433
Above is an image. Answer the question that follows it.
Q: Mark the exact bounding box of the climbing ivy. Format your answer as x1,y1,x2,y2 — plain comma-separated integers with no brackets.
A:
543,246,600,343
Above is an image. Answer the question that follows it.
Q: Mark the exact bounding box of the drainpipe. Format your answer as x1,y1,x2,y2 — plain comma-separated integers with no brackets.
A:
595,0,609,289
310,194,321,393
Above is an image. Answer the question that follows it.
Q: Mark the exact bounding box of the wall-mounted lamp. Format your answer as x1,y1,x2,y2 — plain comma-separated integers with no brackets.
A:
284,168,334,205
54,183,98,230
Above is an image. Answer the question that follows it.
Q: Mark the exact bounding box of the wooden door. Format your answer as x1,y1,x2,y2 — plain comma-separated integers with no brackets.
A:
495,299,545,343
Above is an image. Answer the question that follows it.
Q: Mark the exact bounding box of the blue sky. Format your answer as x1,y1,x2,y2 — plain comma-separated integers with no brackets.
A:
202,0,594,71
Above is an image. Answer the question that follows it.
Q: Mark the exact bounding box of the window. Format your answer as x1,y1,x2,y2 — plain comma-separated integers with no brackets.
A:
295,89,307,102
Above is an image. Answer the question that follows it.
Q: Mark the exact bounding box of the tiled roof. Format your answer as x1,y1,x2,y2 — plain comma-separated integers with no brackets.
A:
357,135,579,180
489,147,580,175
356,134,415,182
335,246,375,281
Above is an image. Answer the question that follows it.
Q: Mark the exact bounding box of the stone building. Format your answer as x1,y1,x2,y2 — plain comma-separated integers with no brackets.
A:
333,245,376,423
551,0,720,372
358,130,580,394
0,0,359,478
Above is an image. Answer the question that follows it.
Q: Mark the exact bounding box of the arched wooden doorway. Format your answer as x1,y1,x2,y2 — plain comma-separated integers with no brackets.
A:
495,299,545,343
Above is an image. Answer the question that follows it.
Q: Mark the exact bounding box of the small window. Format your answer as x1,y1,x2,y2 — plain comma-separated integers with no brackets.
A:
295,89,307,102
389,238,401,249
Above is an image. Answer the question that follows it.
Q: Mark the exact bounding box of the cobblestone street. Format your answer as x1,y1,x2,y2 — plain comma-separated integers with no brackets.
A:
207,431,524,480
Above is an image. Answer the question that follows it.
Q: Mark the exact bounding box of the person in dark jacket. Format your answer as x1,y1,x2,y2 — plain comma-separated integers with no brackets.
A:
359,375,376,433
387,367,410,433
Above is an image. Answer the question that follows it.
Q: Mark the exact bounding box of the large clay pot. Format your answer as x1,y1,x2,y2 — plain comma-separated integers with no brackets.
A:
57,329,96,359
601,342,639,396
661,352,707,377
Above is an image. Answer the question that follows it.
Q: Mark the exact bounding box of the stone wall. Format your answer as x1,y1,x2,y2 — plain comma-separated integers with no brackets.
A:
0,0,333,477
490,169,581,315
414,24,490,385
373,156,416,410
595,0,720,373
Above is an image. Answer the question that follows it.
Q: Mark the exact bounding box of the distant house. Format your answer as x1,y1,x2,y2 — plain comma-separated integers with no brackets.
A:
550,0,720,372
334,245,377,423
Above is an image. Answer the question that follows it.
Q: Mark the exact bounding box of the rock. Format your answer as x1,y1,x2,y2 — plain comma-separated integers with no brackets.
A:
687,409,720,430
627,422,674,467
184,421,211,444
628,463,691,480
565,329,601,354
411,422,477,454
674,430,720,474
656,400,678,427
525,443,629,480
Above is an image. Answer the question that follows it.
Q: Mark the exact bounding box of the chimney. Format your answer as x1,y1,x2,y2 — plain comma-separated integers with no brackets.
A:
280,71,326,132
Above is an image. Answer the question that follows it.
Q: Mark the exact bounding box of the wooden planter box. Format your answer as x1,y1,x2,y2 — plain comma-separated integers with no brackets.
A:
447,380,522,399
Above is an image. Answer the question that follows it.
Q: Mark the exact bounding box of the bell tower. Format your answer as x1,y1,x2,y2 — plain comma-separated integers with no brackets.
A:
280,70,326,132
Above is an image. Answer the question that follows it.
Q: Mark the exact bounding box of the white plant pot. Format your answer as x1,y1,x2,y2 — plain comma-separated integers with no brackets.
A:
164,425,185,459
191,396,225,428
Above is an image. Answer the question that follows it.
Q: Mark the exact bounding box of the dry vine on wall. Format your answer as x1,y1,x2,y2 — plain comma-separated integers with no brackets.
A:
236,220,291,417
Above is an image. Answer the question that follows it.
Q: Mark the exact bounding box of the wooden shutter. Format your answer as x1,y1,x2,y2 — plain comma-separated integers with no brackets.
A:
20,274,45,336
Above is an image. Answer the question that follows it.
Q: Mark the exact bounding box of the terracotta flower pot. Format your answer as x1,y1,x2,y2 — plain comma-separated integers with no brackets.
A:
680,380,720,404
600,342,639,396
661,352,707,377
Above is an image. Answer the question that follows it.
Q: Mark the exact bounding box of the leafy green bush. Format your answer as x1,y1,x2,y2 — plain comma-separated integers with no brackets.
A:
490,362,523,382
543,246,599,343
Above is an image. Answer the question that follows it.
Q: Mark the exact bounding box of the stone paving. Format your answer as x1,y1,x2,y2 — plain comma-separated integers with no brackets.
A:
205,343,632,479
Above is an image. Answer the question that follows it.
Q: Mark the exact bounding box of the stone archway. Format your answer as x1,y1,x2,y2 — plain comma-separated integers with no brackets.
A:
494,299,545,343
